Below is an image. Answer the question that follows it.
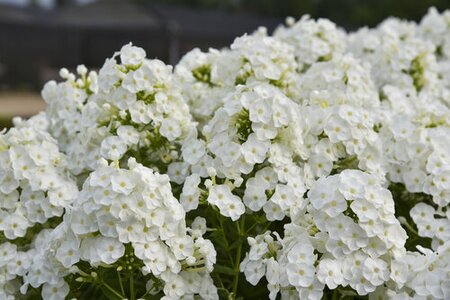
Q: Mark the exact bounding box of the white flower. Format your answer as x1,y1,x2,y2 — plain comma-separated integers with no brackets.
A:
207,184,245,221
410,203,435,225
129,101,152,124
55,240,80,268
163,275,186,298
7,251,30,276
191,217,207,237
249,98,271,124
180,190,200,212
110,86,136,109
97,237,125,264
89,166,112,188
215,142,239,168
70,210,98,235
434,218,450,241
404,168,427,193
269,184,296,211
362,257,389,286
390,118,415,140
97,214,119,237
255,167,278,190
350,200,378,222
117,125,140,145
287,242,315,264
117,220,144,243
341,223,369,251
0,242,17,266
160,118,182,142
308,176,340,210
325,237,352,258
390,259,408,287
218,197,245,221
316,258,343,289
243,180,267,211
363,237,387,258
265,257,280,285
242,258,265,285
120,43,146,66
297,278,325,300
167,162,189,185
263,200,285,221
111,171,136,195
198,276,219,300
324,115,351,142
338,170,367,200
100,136,127,160
3,213,30,239
324,214,354,240
286,262,315,288
169,236,194,260
182,140,206,165
321,193,347,217
41,280,70,300
350,271,376,295
241,133,270,164
416,217,437,238
307,154,333,178
0,190,18,209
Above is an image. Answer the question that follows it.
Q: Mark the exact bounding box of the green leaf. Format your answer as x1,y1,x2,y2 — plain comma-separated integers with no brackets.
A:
214,265,236,276
99,285,123,300
227,237,245,251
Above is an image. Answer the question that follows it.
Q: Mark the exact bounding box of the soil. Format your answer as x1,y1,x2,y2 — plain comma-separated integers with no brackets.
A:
0,91,46,118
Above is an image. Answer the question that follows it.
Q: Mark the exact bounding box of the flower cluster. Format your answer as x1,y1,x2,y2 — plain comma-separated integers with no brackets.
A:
0,118,77,299
1,7,450,300
387,242,450,299
241,170,407,299
0,124,77,239
43,43,196,174
57,158,216,299
410,203,450,248
274,15,346,69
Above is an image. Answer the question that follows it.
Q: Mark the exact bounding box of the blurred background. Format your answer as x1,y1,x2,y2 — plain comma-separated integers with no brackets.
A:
0,0,449,128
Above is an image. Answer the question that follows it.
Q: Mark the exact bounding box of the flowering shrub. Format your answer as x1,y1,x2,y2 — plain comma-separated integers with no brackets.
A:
1,7,450,300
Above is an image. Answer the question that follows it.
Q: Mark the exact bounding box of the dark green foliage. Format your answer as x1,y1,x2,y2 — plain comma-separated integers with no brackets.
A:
0,116,13,130
235,108,253,144
137,90,157,104
192,65,214,86
407,54,427,92
389,182,434,251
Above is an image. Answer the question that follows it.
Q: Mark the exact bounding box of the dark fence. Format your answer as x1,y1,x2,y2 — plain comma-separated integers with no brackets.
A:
0,0,280,90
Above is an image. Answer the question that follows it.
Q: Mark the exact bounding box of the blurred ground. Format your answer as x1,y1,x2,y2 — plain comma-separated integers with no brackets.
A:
0,92,45,128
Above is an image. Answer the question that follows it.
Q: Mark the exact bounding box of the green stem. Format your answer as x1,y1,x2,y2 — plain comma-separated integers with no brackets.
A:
401,219,419,236
261,222,271,233
332,289,339,300
245,222,258,235
232,215,245,297
236,220,242,236
232,244,242,296
217,212,235,266
212,272,230,298
117,270,125,296
103,282,125,300
133,150,142,163
139,286,153,299
130,270,135,300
